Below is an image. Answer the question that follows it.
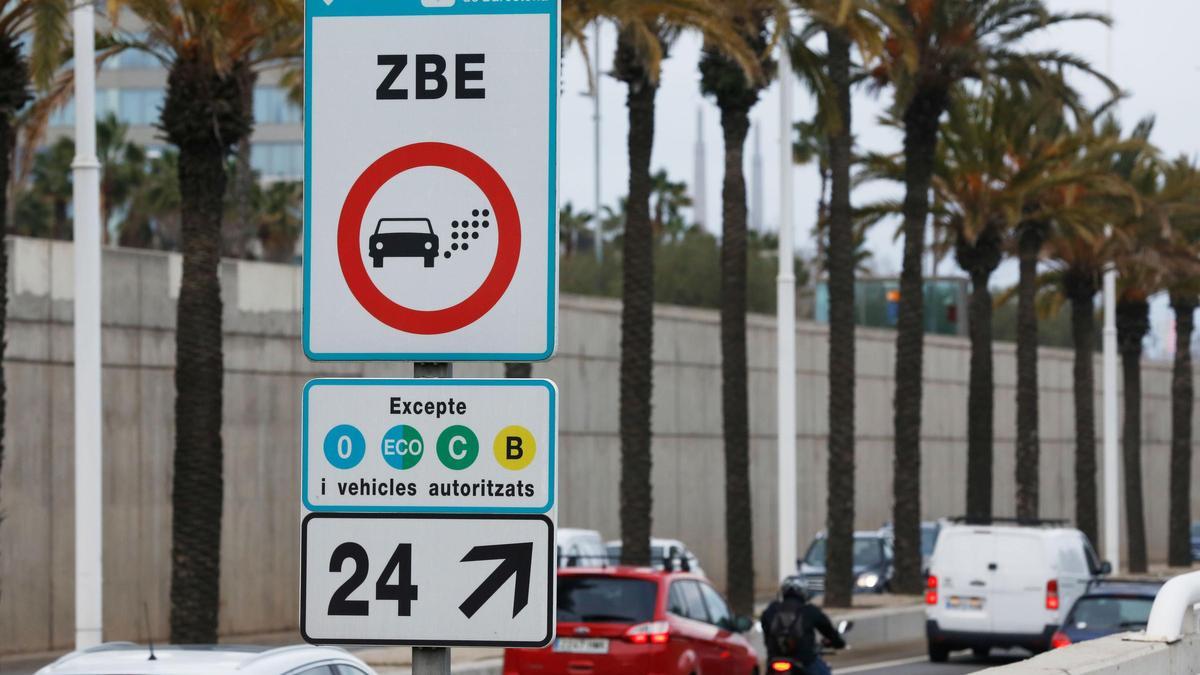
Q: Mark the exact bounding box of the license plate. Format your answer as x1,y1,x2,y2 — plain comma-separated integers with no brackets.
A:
554,638,609,654
947,596,985,610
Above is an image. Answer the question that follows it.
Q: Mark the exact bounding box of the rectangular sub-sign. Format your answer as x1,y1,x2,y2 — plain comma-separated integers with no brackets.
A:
301,513,555,647
302,379,556,514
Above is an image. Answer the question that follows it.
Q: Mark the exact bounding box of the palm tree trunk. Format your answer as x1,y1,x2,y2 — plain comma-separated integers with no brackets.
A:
169,131,227,645
1015,224,1043,520
616,26,656,568
162,52,252,644
0,86,20,537
1067,274,1098,547
717,97,754,616
892,86,946,594
1117,298,1149,573
824,29,855,609
1168,295,1196,567
956,229,1000,523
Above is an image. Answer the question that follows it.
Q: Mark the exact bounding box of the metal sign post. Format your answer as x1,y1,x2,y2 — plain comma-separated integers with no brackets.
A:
414,362,450,675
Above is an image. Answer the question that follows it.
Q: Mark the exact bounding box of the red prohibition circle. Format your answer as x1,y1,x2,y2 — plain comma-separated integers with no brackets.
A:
337,142,520,335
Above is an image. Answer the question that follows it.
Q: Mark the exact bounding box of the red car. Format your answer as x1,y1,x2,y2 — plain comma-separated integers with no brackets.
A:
504,567,759,675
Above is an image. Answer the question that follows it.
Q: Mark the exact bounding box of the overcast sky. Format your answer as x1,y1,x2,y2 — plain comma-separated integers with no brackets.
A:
557,0,1200,356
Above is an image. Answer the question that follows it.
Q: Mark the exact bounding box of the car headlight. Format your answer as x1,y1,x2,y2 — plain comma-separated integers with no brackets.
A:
375,242,383,250
855,573,880,589
425,241,433,250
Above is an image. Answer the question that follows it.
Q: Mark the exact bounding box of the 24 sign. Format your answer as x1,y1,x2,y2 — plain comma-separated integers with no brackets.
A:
301,513,554,647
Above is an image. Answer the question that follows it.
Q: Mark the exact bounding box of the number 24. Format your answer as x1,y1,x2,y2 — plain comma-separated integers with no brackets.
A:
328,542,419,616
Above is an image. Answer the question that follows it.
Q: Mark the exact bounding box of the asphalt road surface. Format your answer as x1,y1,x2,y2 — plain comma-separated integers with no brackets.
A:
826,641,1031,675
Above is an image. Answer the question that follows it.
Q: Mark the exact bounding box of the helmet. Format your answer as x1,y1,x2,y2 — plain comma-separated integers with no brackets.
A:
780,576,809,603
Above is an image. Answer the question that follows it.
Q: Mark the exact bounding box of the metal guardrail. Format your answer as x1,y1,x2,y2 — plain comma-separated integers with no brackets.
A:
1145,570,1200,642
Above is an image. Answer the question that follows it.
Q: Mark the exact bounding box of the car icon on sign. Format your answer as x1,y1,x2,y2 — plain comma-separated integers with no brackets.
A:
369,218,439,268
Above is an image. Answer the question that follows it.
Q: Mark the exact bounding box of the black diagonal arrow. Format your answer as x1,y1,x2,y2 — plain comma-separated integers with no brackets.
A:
458,542,534,619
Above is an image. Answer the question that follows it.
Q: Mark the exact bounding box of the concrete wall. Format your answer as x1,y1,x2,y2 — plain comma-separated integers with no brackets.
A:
1,237,1197,655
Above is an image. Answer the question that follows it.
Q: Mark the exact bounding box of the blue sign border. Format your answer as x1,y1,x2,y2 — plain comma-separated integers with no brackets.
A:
302,0,559,362
301,378,558,514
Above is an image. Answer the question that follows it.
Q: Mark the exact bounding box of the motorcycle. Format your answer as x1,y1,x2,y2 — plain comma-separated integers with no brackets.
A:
766,620,853,674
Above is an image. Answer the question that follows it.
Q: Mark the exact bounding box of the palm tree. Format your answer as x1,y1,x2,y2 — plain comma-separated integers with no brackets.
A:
560,202,594,256
1158,157,1200,568
108,0,301,643
788,0,883,609
1110,154,1197,573
698,0,780,616
870,0,1110,591
564,0,751,568
0,0,70,553
1040,115,1151,546
97,113,148,240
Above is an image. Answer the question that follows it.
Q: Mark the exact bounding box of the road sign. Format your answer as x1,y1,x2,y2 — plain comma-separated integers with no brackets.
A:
300,378,558,647
302,379,556,514
301,513,554,647
303,0,559,361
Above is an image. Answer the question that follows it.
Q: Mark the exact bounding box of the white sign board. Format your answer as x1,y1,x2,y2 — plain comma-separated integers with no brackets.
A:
303,0,559,361
301,513,554,647
300,379,558,647
302,379,556,514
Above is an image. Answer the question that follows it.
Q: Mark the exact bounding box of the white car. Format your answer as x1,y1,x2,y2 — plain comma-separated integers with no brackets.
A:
924,519,1110,662
605,537,707,577
36,643,377,675
557,527,609,568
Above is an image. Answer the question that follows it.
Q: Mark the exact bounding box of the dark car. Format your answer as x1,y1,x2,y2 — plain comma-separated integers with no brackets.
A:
880,521,941,573
798,531,893,595
1191,523,1200,561
1051,579,1163,649
368,218,438,268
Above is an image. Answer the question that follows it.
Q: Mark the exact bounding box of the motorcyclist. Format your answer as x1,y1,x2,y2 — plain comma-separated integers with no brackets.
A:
761,576,846,675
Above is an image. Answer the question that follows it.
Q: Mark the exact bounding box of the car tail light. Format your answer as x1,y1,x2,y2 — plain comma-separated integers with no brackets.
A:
1051,630,1071,649
625,621,670,644
770,661,795,672
925,575,938,606
1046,579,1059,610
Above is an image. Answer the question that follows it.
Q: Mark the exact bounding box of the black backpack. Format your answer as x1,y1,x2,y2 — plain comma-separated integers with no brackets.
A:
768,602,805,655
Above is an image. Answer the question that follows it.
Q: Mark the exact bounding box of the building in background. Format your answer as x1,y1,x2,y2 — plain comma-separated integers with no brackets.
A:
43,16,302,183
814,277,970,338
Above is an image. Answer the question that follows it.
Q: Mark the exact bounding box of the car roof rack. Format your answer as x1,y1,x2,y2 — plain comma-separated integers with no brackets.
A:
946,516,1070,528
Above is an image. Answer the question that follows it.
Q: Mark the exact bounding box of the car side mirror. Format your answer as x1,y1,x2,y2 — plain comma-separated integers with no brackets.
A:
732,616,754,633
1099,561,1113,576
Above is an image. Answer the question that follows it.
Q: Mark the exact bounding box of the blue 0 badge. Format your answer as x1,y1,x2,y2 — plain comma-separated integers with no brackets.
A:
324,424,366,470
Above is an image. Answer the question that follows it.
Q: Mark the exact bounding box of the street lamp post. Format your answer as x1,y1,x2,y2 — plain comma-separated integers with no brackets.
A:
776,39,797,584
73,0,104,650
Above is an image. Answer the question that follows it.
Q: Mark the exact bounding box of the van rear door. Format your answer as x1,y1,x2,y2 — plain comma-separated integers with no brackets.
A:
988,531,1050,635
934,529,994,634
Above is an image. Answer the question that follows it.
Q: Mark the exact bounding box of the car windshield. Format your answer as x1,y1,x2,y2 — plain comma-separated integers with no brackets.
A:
1192,523,1200,538
557,576,658,624
1070,596,1154,631
376,219,431,235
804,538,884,567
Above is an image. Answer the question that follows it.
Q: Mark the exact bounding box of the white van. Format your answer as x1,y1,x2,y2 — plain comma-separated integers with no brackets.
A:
924,519,1110,662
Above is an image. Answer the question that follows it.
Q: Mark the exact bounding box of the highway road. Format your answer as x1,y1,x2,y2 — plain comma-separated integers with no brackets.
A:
826,641,1031,675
